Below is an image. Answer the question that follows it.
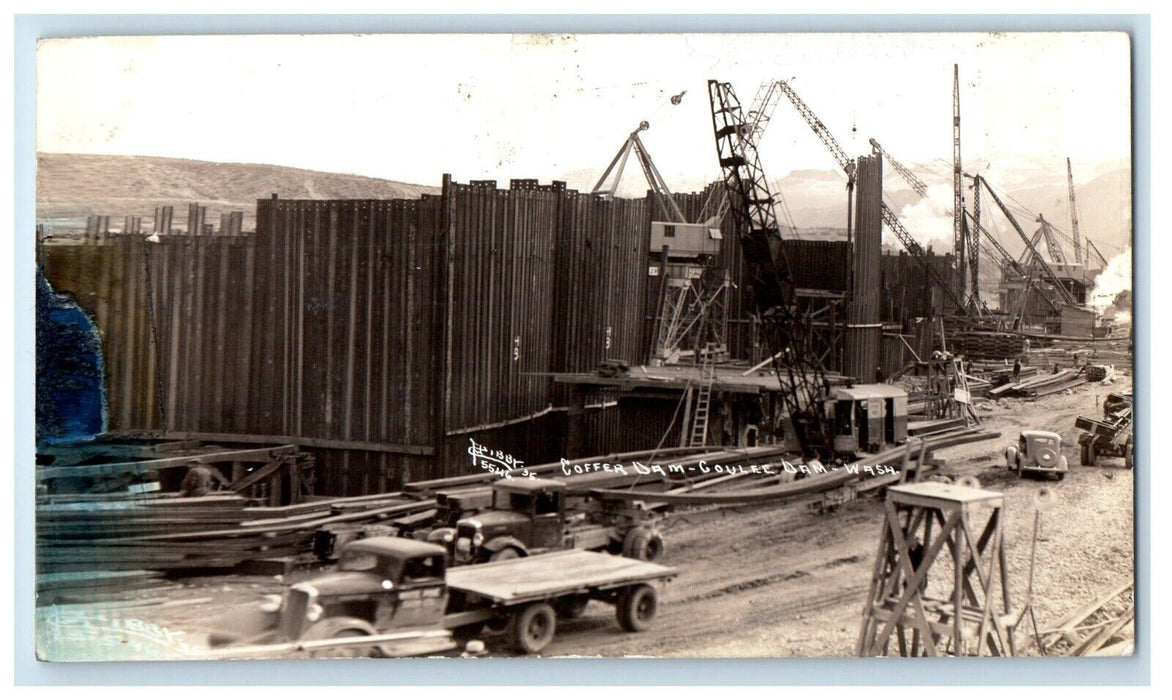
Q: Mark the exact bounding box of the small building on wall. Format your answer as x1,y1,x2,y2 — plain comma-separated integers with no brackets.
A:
1060,305,1097,338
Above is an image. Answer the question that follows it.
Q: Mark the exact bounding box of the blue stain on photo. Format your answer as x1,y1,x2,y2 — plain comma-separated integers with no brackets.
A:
36,266,105,444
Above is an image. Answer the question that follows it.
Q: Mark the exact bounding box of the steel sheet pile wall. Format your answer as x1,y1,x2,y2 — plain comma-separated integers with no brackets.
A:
41,178,670,494
881,251,955,322
252,196,442,493
152,235,254,432
51,177,922,494
553,190,651,373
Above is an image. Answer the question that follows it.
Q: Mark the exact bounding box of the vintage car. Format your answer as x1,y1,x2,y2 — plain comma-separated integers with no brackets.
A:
1005,429,1069,480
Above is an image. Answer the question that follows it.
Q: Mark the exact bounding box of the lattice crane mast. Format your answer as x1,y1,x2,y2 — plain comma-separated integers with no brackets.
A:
698,80,801,236
953,64,969,307
1066,157,1083,264
707,79,833,460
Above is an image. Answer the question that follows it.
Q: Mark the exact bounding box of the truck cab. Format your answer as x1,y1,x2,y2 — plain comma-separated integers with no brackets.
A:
280,539,449,649
452,478,567,564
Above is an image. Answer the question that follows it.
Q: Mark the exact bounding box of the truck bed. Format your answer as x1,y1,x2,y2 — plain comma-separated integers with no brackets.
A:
445,549,677,605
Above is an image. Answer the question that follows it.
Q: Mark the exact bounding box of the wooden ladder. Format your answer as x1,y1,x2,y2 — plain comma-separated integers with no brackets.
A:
689,345,716,447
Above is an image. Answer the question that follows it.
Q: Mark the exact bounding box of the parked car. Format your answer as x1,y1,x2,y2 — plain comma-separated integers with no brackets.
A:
1005,430,1069,480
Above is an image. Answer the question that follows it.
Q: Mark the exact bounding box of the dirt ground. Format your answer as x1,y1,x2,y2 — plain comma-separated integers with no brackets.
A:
38,376,1133,660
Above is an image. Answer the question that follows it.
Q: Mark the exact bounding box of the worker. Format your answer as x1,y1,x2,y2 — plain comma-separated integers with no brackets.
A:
874,366,885,383
1013,359,1021,381
179,462,228,497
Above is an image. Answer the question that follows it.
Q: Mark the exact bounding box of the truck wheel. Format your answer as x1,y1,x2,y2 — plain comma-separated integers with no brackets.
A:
302,617,379,658
616,584,659,632
508,603,557,654
489,547,522,562
1080,441,1092,466
1125,438,1134,469
623,528,666,562
555,594,590,619
1086,441,1097,466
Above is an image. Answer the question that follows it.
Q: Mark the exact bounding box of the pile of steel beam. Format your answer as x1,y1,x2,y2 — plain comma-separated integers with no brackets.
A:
988,368,1087,398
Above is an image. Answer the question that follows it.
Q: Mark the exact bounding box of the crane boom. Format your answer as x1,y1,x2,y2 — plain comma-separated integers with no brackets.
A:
1087,239,1110,269
978,177,1077,306
1066,157,1083,264
772,79,971,315
707,80,832,459
868,138,928,196
1036,213,1067,265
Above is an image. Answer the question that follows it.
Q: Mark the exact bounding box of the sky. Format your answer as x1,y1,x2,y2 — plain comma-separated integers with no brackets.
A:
36,32,1132,194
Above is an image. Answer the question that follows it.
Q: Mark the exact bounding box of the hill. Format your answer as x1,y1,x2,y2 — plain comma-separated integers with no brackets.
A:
36,153,440,233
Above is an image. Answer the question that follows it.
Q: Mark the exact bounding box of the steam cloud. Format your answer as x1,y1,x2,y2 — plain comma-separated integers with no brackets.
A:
1089,246,1132,324
893,184,958,253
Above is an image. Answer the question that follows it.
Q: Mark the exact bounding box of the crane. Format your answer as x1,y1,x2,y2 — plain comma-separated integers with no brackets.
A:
964,210,1062,318
975,176,1078,307
592,120,687,223
869,138,928,197
1067,157,1083,265
707,79,833,460
769,79,972,315
697,79,801,236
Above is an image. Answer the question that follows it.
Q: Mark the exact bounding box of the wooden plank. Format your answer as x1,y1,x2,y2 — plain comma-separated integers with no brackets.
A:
445,549,676,603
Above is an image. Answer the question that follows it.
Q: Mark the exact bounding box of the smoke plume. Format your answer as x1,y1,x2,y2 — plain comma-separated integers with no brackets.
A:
891,184,957,253
1089,246,1132,324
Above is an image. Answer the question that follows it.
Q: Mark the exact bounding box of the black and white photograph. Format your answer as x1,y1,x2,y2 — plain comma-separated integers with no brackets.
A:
29,29,1137,663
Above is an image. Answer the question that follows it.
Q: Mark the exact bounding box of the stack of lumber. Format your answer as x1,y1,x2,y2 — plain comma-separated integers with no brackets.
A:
35,491,438,576
988,368,1087,399
949,333,1025,361
1027,346,1092,370
36,495,286,572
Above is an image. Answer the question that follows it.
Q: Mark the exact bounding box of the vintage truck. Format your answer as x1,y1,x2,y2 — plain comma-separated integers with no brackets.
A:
446,477,667,565
1076,392,1134,468
1005,430,1070,480
209,537,677,656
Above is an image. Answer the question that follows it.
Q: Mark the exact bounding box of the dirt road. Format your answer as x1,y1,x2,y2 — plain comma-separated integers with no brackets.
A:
538,377,1135,658
47,378,1132,660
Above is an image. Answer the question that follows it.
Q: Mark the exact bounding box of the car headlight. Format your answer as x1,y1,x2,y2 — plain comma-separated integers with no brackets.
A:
443,531,455,543
306,603,324,622
472,532,484,547
259,594,283,613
